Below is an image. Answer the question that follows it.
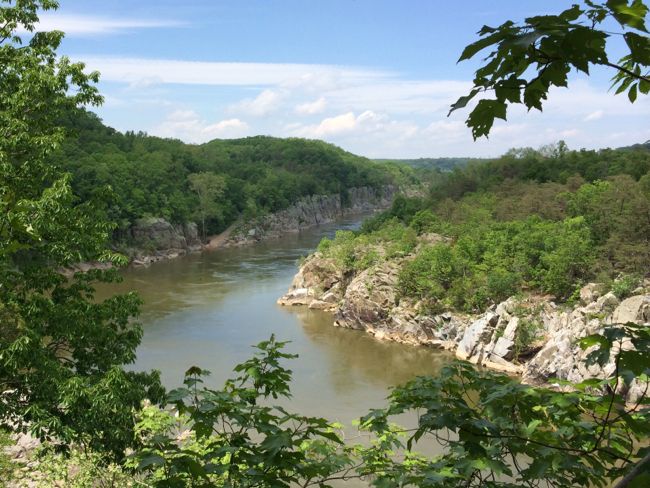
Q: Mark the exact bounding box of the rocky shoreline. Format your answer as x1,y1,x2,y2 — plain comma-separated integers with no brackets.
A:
223,185,397,247
101,185,399,268
278,237,650,401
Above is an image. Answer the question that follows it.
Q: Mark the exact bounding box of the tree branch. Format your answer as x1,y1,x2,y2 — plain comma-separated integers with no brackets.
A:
604,61,650,84
614,451,650,488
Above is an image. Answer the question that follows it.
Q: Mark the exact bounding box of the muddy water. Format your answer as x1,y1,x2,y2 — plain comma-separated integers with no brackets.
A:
96,215,452,453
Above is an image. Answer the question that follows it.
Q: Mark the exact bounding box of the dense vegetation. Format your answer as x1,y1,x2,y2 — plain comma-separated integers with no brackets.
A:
373,157,487,172
1,1,649,487
52,110,416,238
319,142,650,312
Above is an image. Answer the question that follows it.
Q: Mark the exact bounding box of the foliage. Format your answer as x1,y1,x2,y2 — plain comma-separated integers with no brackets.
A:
132,336,359,487
394,216,593,311
451,0,650,138
188,172,227,240
53,110,415,238
126,328,650,487
0,0,163,458
15,443,137,488
324,141,650,312
611,274,642,298
0,429,15,485
2,2,650,487
359,322,650,487
318,220,417,273
512,318,544,359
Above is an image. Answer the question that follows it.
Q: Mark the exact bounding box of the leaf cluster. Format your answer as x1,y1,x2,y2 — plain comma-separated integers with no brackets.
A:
452,1,650,138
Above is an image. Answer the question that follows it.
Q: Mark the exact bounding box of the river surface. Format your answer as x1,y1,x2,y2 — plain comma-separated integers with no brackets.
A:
97,215,453,425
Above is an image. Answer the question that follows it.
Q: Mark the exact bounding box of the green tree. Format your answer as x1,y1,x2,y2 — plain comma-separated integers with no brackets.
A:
188,171,226,240
0,0,162,458
359,323,650,488
132,328,649,488
451,0,649,138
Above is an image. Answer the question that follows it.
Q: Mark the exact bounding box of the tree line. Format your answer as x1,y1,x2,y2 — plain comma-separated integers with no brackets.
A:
52,110,417,240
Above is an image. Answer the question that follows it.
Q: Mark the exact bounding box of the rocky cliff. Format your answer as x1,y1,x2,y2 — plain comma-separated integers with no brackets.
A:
225,186,397,246
278,242,650,398
119,186,399,264
124,217,202,265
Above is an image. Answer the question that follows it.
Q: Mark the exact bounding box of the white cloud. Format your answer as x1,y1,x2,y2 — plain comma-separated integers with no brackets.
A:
203,119,249,138
290,110,419,147
229,89,285,116
24,14,184,36
89,54,650,158
583,110,604,121
322,80,471,114
308,112,357,137
151,110,249,143
295,97,327,115
78,56,392,87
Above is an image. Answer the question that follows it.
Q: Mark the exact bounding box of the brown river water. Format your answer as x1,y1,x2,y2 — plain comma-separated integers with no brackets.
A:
95,216,453,483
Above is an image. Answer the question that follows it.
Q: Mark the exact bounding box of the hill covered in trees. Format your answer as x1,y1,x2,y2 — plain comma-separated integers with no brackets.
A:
320,142,650,312
52,110,417,239
374,156,488,172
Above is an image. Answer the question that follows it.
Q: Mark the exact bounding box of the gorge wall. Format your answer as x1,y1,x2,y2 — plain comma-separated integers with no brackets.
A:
122,217,203,266
224,185,398,246
119,185,398,265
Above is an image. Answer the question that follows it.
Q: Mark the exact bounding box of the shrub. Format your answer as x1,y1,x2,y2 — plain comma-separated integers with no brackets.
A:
611,274,641,299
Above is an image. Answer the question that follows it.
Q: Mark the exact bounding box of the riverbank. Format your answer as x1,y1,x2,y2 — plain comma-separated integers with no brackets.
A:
105,185,401,268
221,185,398,247
277,238,650,400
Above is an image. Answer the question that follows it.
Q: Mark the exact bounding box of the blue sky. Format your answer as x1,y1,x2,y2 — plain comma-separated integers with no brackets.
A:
39,0,650,158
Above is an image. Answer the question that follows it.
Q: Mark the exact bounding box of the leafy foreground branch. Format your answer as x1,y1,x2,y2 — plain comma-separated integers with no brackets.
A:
126,328,649,488
451,0,650,139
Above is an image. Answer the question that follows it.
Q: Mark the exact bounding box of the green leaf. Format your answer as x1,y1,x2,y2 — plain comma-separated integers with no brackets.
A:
467,99,507,139
607,0,649,32
625,32,650,64
458,27,512,62
138,453,165,470
629,83,639,102
448,89,480,115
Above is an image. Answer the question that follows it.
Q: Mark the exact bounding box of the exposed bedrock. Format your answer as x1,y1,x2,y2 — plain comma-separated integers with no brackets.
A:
279,251,650,397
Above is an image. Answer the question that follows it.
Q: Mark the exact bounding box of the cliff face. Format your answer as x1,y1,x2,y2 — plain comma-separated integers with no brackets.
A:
225,185,397,246
278,245,650,400
116,186,398,265
125,217,202,265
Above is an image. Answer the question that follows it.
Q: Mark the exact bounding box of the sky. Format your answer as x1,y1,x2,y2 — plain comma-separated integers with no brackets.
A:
37,0,650,158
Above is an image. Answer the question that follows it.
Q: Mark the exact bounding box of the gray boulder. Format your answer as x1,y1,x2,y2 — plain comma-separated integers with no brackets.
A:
456,312,499,360
612,295,650,324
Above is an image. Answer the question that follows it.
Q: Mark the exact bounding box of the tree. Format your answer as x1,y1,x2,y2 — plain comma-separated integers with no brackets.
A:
132,337,361,487
358,323,650,488
188,171,226,240
450,0,649,138
0,0,162,458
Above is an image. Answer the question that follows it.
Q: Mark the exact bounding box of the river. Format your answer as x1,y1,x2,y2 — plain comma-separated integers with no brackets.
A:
96,215,452,426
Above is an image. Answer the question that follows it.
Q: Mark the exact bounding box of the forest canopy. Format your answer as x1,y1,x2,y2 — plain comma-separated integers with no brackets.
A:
52,110,417,238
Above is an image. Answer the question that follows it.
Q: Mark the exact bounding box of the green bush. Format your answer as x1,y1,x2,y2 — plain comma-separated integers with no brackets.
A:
611,274,641,299
396,217,595,312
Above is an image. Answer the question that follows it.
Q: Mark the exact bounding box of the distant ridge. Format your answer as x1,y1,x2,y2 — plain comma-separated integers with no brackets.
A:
373,157,490,172
619,140,650,152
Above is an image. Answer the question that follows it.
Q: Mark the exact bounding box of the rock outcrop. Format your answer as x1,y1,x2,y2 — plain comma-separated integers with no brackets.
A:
126,217,202,266
111,186,400,265
277,253,345,311
279,252,650,394
227,186,397,246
